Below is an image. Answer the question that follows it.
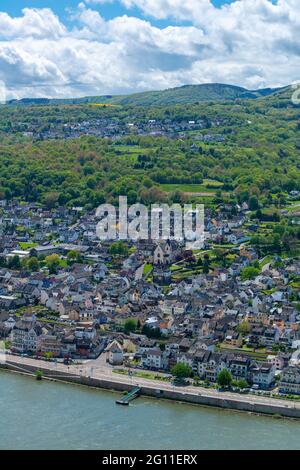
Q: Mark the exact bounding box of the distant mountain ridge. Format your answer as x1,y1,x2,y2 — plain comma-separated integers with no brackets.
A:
7,83,288,107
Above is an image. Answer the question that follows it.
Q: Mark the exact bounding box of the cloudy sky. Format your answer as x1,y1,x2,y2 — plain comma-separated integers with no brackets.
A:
0,0,299,99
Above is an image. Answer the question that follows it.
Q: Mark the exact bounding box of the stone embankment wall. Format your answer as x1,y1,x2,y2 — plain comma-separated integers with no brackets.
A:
2,360,300,419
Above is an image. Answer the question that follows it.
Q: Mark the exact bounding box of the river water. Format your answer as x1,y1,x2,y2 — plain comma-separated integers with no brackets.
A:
1,371,300,450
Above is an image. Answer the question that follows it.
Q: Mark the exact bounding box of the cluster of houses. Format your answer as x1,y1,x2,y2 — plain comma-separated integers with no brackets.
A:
0,199,299,395
3,314,107,359
8,115,230,142
104,256,300,392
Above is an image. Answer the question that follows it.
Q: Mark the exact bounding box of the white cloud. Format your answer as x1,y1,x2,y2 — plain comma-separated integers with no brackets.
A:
86,0,214,22
0,8,67,39
0,2,299,99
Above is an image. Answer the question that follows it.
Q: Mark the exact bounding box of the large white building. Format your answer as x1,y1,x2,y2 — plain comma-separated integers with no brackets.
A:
279,366,300,395
11,316,42,353
251,363,276,389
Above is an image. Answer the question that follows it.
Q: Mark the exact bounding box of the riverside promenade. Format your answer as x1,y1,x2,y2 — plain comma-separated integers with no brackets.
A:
2,354,300,419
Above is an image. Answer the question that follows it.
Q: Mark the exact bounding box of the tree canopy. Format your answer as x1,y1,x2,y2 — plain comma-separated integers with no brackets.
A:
171,362,192,379
217,369,233,388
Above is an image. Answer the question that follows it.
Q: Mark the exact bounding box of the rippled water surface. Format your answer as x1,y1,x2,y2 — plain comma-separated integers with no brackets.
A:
1,371,300,450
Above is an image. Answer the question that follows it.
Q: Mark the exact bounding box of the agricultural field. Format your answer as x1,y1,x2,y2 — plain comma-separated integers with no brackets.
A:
160,179,225,197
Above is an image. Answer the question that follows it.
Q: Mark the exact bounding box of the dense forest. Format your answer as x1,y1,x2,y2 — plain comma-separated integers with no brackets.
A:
0,86,299,209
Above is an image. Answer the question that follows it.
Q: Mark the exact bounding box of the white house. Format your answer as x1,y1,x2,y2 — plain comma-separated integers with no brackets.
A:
251,363,276,389
11,317,42,353
279,366,300,395
142,348,165,370
107,340,124,366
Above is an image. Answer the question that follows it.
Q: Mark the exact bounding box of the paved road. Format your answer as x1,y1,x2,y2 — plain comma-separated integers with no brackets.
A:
4,354,300,411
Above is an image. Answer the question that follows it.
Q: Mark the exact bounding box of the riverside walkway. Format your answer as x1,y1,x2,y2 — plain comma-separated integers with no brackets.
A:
2,354,300,418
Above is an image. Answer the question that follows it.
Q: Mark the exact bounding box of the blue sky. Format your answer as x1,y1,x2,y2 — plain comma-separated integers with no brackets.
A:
0,0,296,99
1,0,233,25
1,0,233,14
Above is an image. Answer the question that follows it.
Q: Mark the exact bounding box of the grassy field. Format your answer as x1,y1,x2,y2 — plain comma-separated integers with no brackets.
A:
143,264,153,276
219,344,270,361
259,255,273,267
18,242,38,250
113,368,170,382
160,179,224,195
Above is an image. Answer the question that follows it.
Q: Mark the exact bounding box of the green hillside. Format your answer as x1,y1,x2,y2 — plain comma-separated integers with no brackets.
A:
0,82,298,211
7,83,286,107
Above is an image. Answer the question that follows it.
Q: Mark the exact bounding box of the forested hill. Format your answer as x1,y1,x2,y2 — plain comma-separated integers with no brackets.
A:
7,83,286,107
0,84,298,211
